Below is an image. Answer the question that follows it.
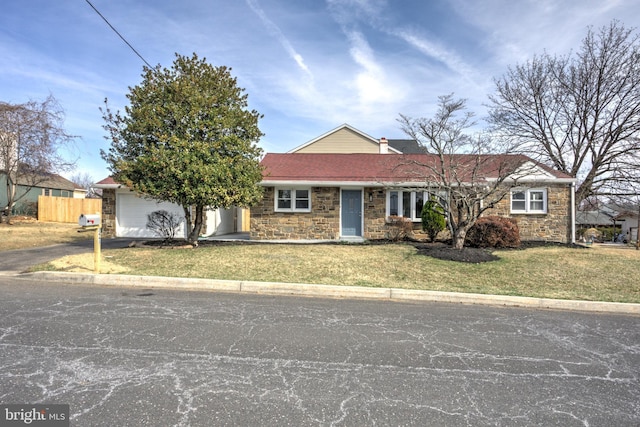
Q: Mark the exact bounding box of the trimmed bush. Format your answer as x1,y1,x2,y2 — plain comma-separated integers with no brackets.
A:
421,197,446,242
466,216,520,248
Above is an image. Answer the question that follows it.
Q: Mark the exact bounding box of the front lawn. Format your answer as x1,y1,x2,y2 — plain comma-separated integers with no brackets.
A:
0,219,92,251
35,242,640,303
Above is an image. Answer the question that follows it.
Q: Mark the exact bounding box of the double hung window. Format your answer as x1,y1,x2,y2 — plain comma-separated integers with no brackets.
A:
510,188,547,214
275,188,311,212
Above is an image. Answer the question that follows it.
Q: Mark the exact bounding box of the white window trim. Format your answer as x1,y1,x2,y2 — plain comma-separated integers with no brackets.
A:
386,190,434,222
274,187,311,213
510,188,547,214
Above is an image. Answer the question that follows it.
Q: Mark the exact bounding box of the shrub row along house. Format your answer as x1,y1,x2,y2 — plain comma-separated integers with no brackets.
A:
96,124,576,244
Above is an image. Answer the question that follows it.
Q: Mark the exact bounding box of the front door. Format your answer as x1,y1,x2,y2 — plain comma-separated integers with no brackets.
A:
341,190,362,237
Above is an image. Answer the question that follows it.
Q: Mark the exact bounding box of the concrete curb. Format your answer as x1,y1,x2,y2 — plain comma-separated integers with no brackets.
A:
17,271,640,315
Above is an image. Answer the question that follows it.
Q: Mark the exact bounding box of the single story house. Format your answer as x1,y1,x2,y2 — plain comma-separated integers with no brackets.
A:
250,125,576,243
94,177,248,239
614,210,639,243
1,172,86,215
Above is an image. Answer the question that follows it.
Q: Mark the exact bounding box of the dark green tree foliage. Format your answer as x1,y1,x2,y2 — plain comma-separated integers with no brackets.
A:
101,53,264,244
421,197,445,242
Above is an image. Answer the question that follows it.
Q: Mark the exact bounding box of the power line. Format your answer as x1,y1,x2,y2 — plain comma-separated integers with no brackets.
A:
85,0,153,69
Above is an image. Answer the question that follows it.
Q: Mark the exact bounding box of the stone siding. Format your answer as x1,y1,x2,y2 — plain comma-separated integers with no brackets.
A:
250,187,341,240
487,184,571,243
251,184,572,243
101,188,116,238
362,187,428,240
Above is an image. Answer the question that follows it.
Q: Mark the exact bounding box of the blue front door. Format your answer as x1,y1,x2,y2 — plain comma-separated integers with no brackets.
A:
341,190,362,237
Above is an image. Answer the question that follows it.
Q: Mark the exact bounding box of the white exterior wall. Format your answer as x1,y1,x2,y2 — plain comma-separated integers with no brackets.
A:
620,215,639,241
116,190,187,238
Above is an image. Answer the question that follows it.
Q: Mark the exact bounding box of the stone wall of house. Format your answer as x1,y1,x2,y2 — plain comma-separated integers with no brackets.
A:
363,188,387,239
487,184,572,243
101,188,116,238
250,187,341,240
252,186,434,241
362,187,430,240
250,184,572,242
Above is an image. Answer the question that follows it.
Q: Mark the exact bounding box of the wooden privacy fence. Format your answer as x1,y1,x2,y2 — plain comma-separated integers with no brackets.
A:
38,196,102,223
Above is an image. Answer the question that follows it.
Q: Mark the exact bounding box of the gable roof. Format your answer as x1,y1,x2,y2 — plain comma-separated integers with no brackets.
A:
287,123,402,154
388,139,427,154
3,171,84,192
260,153,574,186
94,176,124,189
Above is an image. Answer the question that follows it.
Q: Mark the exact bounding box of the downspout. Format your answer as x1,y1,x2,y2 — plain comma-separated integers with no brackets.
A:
571,181,576,244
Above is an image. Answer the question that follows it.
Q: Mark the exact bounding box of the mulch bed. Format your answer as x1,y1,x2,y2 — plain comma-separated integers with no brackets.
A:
414,244,500,263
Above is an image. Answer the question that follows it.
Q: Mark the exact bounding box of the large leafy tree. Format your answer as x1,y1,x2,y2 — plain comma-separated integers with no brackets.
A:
0,95,76,223
101,53,264,244
488,21,640,207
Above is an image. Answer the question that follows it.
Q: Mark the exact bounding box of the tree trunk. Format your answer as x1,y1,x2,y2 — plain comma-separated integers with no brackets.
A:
4,177,15,224
183,206,192,241
187,205,205,246
453,228,467,250
636,204,640,251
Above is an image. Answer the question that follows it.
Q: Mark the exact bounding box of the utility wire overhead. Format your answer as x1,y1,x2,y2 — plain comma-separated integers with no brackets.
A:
85,0,153,69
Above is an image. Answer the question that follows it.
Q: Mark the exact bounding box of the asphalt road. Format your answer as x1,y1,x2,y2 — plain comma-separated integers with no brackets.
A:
0,277,638,426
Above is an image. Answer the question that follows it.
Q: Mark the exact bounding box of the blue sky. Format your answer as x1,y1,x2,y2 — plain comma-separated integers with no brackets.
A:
1,0,638,182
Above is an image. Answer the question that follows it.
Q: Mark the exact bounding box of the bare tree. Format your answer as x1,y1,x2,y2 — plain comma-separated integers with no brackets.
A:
70,172,101,198
399,94,531,249
488,20,640,207
0,95,76,223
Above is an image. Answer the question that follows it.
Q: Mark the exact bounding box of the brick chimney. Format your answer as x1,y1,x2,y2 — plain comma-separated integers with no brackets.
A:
379,137,388,154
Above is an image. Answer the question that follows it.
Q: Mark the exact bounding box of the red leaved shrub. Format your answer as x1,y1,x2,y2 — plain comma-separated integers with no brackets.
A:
466,216,520,248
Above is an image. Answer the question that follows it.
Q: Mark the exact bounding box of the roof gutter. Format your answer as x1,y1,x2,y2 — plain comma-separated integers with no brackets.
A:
92,183,124,189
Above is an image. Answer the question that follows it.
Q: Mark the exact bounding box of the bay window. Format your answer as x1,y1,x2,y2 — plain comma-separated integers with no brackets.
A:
387,190,431,221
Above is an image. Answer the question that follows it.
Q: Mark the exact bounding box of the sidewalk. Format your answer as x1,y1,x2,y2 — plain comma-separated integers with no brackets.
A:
16,270,640,316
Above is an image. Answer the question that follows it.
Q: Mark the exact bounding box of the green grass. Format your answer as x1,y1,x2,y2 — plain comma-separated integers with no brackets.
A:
38,243,640,303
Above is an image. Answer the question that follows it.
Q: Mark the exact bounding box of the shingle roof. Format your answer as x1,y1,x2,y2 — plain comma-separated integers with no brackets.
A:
388,139,427,154
13,172,82,191
96,176,117,185
260,153,573,184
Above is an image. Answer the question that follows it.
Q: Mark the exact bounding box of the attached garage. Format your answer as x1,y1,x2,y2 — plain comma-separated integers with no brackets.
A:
116,190,186,238
95,178,248,239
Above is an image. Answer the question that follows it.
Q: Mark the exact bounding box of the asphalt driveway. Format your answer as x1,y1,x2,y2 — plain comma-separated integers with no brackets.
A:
0,238,131,274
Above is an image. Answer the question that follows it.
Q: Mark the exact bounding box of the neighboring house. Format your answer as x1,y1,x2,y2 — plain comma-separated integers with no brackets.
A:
0,172,86,215
614,210,639,243
576,201,637,241
250,125,576,243
94,177,248,239
576,209,617,230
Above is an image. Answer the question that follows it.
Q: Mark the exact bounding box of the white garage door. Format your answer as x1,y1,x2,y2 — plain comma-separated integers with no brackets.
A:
116,192,186,238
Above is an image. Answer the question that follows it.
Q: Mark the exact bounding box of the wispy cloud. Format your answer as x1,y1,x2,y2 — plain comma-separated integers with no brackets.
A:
393,29,478,85
346,31,398,105
245,0,313,79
